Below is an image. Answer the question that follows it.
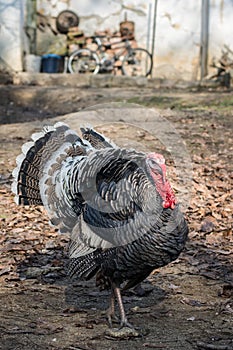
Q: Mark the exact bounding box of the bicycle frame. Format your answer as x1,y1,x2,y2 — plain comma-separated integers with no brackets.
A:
92,36,132,71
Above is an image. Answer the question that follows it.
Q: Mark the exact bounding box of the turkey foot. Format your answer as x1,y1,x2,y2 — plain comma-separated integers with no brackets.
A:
105,285,139,338
119,315,134,330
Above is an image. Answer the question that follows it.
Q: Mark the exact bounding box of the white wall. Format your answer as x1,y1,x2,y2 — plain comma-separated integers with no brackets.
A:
0,0,24,72
1,0,233,77
153,1,202,80
209,0,233,58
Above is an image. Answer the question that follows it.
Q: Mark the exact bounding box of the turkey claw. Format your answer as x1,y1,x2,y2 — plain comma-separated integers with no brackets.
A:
107,313,119,328
119,319,134,330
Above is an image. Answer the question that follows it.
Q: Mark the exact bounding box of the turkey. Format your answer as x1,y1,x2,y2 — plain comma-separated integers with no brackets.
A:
12,122,188,331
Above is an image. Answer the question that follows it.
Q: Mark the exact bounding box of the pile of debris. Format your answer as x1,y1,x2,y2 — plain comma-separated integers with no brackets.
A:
61,11,137,56
209,44,233,88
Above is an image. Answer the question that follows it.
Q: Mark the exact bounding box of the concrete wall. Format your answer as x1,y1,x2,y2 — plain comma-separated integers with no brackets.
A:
209,0,233,58
0,0,24,72
154,1,202,80
1,0,233,78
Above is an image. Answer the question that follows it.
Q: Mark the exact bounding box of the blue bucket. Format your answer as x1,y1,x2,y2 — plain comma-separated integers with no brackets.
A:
41,54,61,73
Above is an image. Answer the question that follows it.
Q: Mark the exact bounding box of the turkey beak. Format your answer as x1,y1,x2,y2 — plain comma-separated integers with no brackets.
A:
157,165,163,176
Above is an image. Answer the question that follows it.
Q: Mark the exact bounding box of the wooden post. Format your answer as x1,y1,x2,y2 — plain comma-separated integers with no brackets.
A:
200,0,210,79
146,3,152,74
26,0,37,54
150,0,158,78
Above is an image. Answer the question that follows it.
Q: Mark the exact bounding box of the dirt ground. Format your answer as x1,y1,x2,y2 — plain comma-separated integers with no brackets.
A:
0,83,232,350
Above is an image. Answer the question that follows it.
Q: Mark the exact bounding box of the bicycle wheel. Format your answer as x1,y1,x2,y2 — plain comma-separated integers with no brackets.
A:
121,48,153,77
68,49,100,74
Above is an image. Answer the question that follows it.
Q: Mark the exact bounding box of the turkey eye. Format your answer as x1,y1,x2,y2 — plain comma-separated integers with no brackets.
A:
148,159,163,175
149,159,156,166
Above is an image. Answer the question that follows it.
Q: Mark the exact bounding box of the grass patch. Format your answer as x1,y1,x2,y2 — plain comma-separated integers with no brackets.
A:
125,94,233,112
125,95,204,110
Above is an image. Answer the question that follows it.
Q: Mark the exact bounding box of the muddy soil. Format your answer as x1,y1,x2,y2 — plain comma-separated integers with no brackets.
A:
0,84,232,350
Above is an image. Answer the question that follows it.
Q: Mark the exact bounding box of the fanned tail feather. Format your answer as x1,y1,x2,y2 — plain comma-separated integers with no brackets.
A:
80,126,116,149
12,127,55,205
12,122,81,206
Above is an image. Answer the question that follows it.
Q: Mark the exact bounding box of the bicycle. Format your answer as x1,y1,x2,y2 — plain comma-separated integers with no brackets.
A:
67,35,153,77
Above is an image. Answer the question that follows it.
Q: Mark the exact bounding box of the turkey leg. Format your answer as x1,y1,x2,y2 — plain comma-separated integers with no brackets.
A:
112,283,134,329
106,289,119,327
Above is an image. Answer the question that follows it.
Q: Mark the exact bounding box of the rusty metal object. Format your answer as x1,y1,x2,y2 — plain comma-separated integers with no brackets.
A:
56,10,79,34
210,45,233,88
120,13,135,39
